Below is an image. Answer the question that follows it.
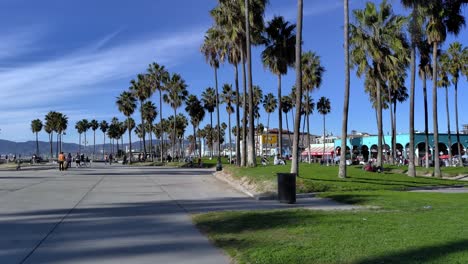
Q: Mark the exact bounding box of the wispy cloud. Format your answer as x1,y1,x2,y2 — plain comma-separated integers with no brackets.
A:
0,27,205,109
0,26,45,60
0,26,205,141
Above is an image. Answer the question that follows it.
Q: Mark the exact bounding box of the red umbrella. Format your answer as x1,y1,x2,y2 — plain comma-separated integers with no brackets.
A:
439,154,449,159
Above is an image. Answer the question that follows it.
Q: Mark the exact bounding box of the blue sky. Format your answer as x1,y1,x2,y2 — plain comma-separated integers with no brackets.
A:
0,0,467,145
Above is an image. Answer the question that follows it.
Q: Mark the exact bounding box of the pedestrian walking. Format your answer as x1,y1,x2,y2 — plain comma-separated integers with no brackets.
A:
58,152,65,171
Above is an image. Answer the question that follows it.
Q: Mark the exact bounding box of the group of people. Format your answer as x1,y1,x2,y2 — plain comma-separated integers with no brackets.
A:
58,152,90,171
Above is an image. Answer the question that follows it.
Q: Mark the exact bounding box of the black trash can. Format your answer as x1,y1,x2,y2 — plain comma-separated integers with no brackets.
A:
277,173,296,204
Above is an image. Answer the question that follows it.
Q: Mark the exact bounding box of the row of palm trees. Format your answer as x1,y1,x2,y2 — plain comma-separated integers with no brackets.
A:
31,112,68,159
342,0,468,178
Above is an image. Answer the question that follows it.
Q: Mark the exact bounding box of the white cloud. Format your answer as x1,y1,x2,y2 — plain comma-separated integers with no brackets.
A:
0,26,45,60
0,26,206,141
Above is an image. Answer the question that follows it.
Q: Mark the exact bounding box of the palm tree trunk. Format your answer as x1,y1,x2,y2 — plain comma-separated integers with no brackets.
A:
93,130,96,160
291,0,303,175
278,74,283,157
445,86,452,165
79,134,81,154
432,42,441,177
140,100,147,159
241,50,247,167
454,82,462,166
245,0,256,167
128,120,132,164
210,112,213,158
423,71,429,168
322,114,326,163
376,80,383,168
36,132,39,156
102,133,106,159
56,133,59,158
388,86,395,165
173,109,177,157
159,90,164,163
302,112,306,150
267,113,270,156
393,100,397,163
285,110,292,150
228,113,232,163
339,0,350,178
215,67,222,168
84,132,87,155
149,127,153,162
49,132,53,159
306,110,311,164
234,64,241,166
408,44,416,177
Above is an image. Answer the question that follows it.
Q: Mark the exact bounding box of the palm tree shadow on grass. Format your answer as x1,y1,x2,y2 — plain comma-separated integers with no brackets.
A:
356,239,468,264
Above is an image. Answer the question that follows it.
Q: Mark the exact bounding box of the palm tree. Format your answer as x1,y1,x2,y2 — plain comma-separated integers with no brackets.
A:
116,91,137,164
134,123,144,155
401,1,426,176
163,73,188,157
281,95,293,147
262,93,277,156
147,62,169,162
261,15,296,158
220,84,235,162
130,74,152,159
418,39,432,169
81,119,89,155
425,0,467,177
31,119,43,156
302,96,315,163
446,42,467,165
75,120,86,154
438,52,453,165
99,120,109,158
185,95,205,158
201,87,216,158
56,113,68,153
142,101,158,161
45,111,57,158
291,0,303,175
350,1,407,168
201,27,224,171
302,51,325,163
89,119,99,159
317,97,331,162
339,0,350,178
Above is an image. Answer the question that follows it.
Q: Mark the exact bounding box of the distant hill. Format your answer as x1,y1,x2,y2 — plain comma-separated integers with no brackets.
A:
0,139,170,158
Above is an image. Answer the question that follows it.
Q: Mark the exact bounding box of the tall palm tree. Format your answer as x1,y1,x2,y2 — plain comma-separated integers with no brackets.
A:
262,93,277,156
31,119,43,156
261,15,296,158
142,101,158,161
99,120,109,158
185,95,205,158
220,84,236,162
302,51,325,163
350,1,407,168
425,0,466,177
45,111,57,158
116,91,137,164
302,95,315,163
201,87,216,158
401,1,426,176
446,42,467,165
130,74,152,159
317,97,331,162
89,119,99,159
81,119,89,155
291,0,303,175
339,0,350,178
418,39,432,168
147,62,169,162
201,27,224,170
163,73,188,157
438,52,453,165
281,95,293,147
75,120,86,154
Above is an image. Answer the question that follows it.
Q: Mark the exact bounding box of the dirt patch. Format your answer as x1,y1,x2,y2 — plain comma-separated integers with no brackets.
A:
214,170,276,198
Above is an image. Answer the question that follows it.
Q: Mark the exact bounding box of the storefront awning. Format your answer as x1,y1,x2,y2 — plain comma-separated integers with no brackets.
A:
301,145,335,156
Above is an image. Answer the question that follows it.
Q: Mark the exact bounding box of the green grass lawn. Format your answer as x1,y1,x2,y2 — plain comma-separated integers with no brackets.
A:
194,163,468,263
224,163,467,193
194,190,468,264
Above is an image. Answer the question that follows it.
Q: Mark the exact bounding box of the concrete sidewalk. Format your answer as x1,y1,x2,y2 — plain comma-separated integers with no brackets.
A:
0,164,357,264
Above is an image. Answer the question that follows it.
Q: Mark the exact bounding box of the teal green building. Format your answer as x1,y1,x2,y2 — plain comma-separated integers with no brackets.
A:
334,133,468,162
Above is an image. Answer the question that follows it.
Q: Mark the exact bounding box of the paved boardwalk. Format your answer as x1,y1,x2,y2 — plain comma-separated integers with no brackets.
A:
0,164,356,264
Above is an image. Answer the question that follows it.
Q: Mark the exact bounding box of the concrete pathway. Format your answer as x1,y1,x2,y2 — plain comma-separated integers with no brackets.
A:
0,164,357,264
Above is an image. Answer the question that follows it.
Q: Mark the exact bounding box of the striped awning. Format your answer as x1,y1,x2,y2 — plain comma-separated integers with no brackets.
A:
301,145,335,156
